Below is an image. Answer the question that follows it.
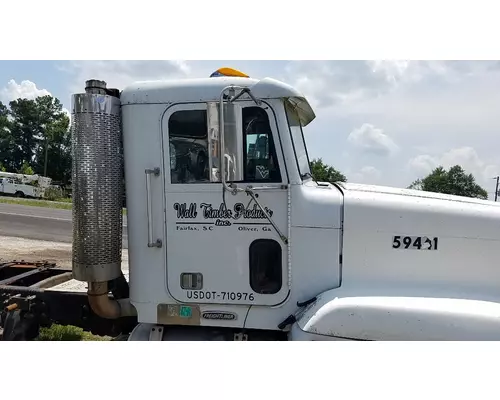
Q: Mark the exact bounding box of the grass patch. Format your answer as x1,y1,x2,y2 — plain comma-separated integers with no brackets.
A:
37,324,111,341
0,197,127,214
56,197,72,203
0,197,72,210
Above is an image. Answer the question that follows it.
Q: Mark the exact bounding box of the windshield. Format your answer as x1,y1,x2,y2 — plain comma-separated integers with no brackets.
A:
285,101,311,180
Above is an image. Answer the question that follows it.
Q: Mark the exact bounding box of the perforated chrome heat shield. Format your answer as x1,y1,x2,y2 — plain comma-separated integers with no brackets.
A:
71,92,123,283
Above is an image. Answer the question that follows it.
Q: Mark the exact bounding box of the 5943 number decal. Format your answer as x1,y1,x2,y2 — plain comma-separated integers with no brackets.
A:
392,235,438,250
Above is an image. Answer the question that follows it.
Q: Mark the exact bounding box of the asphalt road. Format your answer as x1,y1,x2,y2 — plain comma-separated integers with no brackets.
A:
0,203,128,248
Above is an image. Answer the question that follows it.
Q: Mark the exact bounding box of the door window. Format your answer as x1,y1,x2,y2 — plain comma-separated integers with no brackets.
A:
285,102,311,179
168,110,209,184
242,107,282,183
168,105,283,185
249,239,282,294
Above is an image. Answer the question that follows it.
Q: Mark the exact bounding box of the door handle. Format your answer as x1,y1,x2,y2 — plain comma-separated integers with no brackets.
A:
145,167,162,248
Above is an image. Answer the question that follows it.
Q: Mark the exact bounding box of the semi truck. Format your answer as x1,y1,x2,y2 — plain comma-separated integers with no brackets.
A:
2,68,500,341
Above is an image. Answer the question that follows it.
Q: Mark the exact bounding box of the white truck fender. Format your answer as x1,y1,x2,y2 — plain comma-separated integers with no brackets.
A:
291,288,500,340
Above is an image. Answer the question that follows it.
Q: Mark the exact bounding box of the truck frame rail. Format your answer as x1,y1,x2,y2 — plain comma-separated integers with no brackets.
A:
0,260,136,340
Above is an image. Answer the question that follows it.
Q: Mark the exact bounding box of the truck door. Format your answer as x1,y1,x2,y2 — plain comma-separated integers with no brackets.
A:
2,178,15,194
162,101,290,307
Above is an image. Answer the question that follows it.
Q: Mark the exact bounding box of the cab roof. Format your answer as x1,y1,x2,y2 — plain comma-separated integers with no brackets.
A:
120,76,316,126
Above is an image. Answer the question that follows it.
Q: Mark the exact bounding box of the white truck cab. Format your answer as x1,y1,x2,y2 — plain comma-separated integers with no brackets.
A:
70,69,500,341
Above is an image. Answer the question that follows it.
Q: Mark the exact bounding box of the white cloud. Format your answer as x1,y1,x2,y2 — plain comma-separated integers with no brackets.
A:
285,61,406,108
348,165,382,184
440,147,484,173
0,79,51,103
347,123,399,157
285,61,500,195
0,79,71,121
440,147,500,187
63,60,191,94
368,60,411,83
408,147,500,198
284,61,500,112
408,154,438,175
360,165,382,179
484,165,500,181
283,60,452,109
409,147,485,176
436,61,500,81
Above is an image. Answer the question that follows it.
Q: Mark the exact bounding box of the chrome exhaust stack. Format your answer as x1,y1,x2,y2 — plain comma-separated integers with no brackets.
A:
71,80,136,319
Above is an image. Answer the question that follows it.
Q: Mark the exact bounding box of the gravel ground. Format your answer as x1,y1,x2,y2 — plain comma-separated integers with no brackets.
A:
0,235,129,267
0,236,129,292
0,236,74,267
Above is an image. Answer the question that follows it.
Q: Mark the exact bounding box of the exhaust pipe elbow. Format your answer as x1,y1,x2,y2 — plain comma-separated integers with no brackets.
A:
87,282,137,319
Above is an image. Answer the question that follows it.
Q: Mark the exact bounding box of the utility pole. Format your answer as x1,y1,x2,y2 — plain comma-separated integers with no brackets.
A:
495,176,499,202
44,139,49,177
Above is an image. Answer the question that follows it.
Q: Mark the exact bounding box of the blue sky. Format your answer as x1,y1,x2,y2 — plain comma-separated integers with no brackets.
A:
0,61,70,105
1,60,499,199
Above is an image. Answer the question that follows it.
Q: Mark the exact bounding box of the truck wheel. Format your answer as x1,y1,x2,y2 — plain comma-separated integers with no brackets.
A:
15,191,25,198
1,310,40,341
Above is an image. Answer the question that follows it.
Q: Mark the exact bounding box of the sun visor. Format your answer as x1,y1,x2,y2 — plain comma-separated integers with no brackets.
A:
284,96,316,127
250,77,316,127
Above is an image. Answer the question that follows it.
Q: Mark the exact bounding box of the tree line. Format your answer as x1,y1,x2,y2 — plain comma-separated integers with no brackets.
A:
0,94,490,200
0,95,71,184
309,158,490,200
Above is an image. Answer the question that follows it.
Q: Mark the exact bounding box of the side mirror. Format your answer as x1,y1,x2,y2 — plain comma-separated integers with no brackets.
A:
169,142,177,171
222,102,243,183
207,101,244,184
207,102,220,182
